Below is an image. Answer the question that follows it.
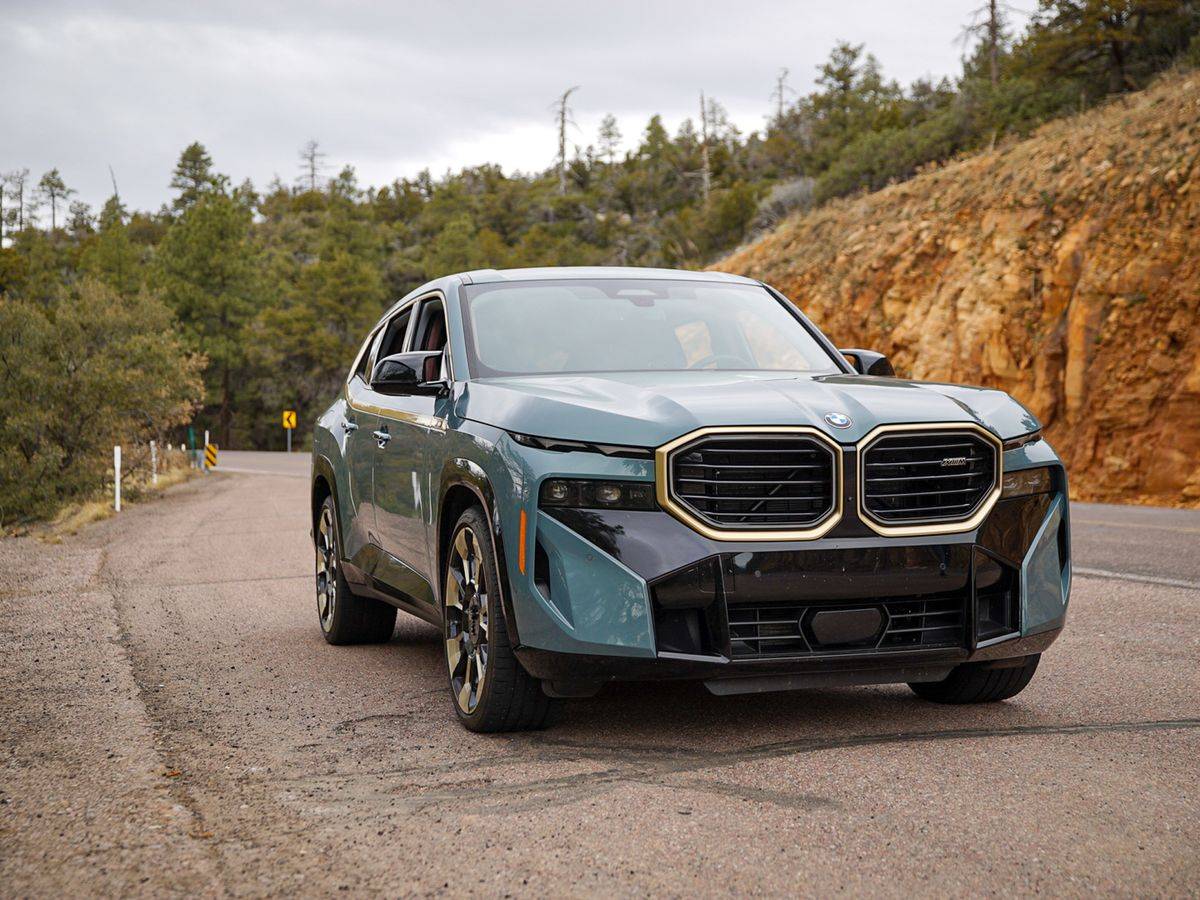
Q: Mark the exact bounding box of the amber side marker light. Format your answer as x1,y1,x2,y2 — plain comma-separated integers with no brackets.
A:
518,509,528,574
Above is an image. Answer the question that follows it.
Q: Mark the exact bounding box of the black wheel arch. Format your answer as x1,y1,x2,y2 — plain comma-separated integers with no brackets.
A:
311,454,342,543
437,457,523,649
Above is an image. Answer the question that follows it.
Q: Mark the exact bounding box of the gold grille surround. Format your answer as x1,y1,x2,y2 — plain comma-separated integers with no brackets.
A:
856,422,1003,537
655,426,843,542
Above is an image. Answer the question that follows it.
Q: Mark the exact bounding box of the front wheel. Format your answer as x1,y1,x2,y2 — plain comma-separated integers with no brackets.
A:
443,507,557,732
909,654,1040,704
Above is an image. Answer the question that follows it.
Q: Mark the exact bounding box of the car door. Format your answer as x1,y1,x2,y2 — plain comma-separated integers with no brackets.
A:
372,293,454,591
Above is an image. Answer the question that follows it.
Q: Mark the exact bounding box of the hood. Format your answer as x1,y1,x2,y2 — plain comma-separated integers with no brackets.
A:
459,371,1039,447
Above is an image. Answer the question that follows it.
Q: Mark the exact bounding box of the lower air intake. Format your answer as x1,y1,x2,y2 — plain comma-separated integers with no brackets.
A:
728,594,966,659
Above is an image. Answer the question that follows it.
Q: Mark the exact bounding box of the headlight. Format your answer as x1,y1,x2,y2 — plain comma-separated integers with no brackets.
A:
1002,429,1042,452
1001,466,1054,499
538,478,656,511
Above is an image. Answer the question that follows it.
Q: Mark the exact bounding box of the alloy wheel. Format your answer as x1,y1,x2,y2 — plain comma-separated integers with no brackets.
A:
445,526,489,713
316,505,337,631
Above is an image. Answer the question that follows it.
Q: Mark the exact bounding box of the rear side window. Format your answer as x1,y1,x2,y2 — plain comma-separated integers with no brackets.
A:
351,329,380,382
377,307,413,361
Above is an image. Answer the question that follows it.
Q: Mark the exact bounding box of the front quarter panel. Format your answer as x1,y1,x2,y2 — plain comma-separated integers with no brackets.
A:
312,394,363,559
440,420,657,659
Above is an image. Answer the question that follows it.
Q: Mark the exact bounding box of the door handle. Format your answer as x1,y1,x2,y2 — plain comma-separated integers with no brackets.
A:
341,419,358,433
372,428,391,448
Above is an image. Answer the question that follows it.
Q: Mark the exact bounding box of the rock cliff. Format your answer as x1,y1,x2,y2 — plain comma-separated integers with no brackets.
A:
717,72,1200,506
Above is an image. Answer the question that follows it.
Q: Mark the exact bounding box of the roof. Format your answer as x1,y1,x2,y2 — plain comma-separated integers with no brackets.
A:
457,266,759,286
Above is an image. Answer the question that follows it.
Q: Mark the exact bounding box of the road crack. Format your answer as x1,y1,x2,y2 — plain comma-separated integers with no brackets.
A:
98,545,230,894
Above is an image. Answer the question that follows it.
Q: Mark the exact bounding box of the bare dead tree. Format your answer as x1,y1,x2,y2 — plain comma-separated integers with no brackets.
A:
961,0,1013,88
6,168,30,232
986,0,1000,87
699,91,712,203
770,67,794,125
0,172,7,245
298,140,328,193
552,87,579,195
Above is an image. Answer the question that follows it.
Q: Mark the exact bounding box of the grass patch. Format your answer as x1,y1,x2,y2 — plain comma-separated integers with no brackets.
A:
27,451,199,543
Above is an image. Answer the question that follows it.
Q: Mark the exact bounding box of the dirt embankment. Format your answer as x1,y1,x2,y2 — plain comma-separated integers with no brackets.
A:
717,72,1200,506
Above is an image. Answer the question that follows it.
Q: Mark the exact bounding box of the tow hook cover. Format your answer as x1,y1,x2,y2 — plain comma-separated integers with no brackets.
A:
809,607,884,647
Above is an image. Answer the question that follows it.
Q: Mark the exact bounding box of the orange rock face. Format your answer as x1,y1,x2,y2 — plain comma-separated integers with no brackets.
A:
716,74,1200,507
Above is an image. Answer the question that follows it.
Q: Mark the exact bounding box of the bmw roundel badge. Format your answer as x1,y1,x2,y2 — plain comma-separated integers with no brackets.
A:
824,412,853,429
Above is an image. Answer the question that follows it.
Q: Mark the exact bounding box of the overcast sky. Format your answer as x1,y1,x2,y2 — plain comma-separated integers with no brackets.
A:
2,0,1022,213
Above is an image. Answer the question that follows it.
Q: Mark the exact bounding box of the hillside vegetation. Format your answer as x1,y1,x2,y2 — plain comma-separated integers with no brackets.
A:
717,72,1200,506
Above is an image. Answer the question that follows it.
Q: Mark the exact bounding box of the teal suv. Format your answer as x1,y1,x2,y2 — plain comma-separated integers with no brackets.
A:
311,267,1070,731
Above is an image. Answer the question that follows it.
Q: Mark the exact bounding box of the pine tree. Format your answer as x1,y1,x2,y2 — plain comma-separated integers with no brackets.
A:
170,142,220,211
36,169,73,231
152,192,263,445
82,195,141,296
597,114,622,166
67,201,93,237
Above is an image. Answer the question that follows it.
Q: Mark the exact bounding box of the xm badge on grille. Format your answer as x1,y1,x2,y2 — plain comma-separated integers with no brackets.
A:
940,456,968,467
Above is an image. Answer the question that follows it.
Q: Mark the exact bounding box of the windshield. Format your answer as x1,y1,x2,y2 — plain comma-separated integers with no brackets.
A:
460,279,839,378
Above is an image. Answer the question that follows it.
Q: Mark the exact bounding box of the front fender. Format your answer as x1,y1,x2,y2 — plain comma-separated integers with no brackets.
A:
437,445,525,648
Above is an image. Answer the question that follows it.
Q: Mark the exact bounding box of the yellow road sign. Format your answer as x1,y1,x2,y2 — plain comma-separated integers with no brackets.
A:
204,443,218,468
282,410,297,429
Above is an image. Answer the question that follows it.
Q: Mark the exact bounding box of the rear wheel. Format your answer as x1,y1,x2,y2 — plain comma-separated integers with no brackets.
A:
909,654,1040,704
443,507,556,732
315,495,396,645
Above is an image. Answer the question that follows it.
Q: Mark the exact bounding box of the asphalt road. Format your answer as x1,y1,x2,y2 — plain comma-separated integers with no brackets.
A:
3,451,1198,896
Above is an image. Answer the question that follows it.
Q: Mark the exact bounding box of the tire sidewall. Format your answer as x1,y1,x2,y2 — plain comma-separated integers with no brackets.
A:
445,507,503,727
317,494,351,640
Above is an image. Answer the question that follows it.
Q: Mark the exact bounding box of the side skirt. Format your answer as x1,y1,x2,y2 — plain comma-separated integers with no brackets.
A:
344,545,441,629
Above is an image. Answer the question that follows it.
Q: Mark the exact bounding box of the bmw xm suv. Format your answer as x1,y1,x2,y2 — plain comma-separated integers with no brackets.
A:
311,267,1070,731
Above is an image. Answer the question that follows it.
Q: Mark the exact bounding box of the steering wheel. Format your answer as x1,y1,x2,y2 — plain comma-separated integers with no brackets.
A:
687,354,747,370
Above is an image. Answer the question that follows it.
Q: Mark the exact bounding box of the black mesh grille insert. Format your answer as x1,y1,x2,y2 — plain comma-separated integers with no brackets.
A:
862,430,997,524
728,595,966,659
669,434,836,530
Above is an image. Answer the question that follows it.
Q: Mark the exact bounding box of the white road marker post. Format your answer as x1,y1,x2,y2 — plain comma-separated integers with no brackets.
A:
203,429,210,473
150,440,158,486
114,445,122,512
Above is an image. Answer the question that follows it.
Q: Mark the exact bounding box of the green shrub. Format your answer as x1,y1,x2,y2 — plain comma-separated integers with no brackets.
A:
0,279,205,526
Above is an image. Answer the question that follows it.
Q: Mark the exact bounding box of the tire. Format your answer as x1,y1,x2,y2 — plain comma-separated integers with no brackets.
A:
908,654,1040,704
315,494,396,645
443,506,557,732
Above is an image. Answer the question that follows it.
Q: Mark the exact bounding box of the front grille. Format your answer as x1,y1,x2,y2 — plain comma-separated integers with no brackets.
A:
862,430,997,525
728,595,966,659
668,434,836,531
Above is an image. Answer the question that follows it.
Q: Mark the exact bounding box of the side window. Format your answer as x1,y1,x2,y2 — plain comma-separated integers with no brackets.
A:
351,328,381,383
376,306,413,363
409,298,447,353
408,298,449,382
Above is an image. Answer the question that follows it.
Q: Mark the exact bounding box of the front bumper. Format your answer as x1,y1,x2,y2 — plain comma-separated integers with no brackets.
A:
504,440,1071,693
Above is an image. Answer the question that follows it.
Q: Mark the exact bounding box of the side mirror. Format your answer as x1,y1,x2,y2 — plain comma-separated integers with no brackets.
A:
840,348,896,377
370,351,447,395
